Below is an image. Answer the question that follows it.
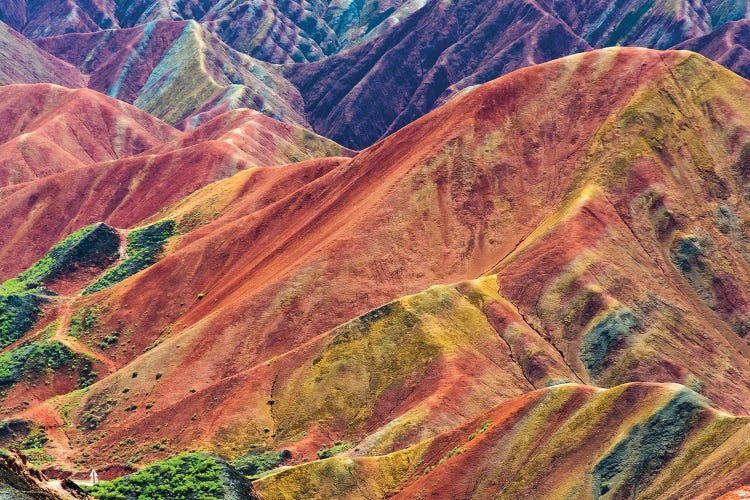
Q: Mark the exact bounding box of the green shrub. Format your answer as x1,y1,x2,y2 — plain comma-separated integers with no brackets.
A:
317,442,353,459
0,341,76,387
85,452,230,500
84,220,175,294
231,449,291,477
0,294,41,348
68,307,99,339
0,223,118,348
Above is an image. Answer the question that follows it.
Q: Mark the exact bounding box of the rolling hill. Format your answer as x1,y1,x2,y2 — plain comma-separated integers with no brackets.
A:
0,20,84,88
35,20,309,128
0,83,178,185
1,48,750,498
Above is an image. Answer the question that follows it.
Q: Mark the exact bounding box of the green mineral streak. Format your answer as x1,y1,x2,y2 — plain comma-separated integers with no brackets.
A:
592,389,703,498
580,307,640,376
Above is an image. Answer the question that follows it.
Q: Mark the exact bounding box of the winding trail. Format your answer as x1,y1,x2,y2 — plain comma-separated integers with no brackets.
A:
51,298,117,373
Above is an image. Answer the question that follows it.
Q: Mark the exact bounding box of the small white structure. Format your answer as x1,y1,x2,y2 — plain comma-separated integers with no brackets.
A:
90,469,98,485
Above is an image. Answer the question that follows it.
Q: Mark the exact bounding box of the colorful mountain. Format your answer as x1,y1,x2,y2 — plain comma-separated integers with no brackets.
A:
9,0,750,494
254,383,750,499
0,106,348,281
0,0,423,62
675,20,750,79
36,20,308,127
1,49,750,500
286,0,750,148
0,83,178,185
0,21,84,88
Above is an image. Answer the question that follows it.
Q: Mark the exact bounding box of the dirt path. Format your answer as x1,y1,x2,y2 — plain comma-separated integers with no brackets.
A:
52,298,117,373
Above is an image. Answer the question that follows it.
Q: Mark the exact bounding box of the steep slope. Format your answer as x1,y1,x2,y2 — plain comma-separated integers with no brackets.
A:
675,20,750,79
286,0,591,149
1,48,746,477
0,21,84,87
0,450,86,499
287,0,750,149
0,110,348,280
0,0,423,62
254,383,750,499
0,84,179,185
36,20,308,127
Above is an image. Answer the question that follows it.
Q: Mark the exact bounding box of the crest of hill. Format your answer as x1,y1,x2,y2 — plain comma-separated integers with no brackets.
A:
286,0,749,149
11,47,750,471
0,0,425,63
675,20,750,79
0,109,350,279
0,83,179,185
0,20,84,88
35,20,308,128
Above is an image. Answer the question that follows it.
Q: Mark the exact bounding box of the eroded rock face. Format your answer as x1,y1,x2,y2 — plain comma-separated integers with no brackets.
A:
0,450,87,499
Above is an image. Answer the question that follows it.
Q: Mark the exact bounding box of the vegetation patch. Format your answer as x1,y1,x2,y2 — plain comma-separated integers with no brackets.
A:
84,452,253,499
231,449,291,478
80,391,118,431
468,420,491,441
0,223,118,348
1,223,119,295
68,307,99,339
317,442,353,459
439,446,466,464
0,420,52,465
84,220,176,295
0,341,96,390
580,307,640,376
0,294,42,348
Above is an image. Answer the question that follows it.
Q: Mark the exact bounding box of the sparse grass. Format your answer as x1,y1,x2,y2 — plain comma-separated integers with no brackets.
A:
468,420,491,441
68,307,99,339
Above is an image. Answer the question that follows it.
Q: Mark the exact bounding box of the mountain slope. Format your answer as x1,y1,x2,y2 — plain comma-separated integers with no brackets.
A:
0,108,349,280
0,0,423,62
0,83,178,185
0,48,748,478
675,20,750,79
36,20,308,128
0,21,84,88
254,383,750,499
287,0,750,149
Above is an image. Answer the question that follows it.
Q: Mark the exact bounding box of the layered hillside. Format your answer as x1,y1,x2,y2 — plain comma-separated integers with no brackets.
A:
7,0,750,149
254,383,750,499
0,0,422,62
0,106,349,280
0,21,84,87
36,20,308,127
0,84,178,185
287,0,750,148
676,20,750,79
1,49,750,500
